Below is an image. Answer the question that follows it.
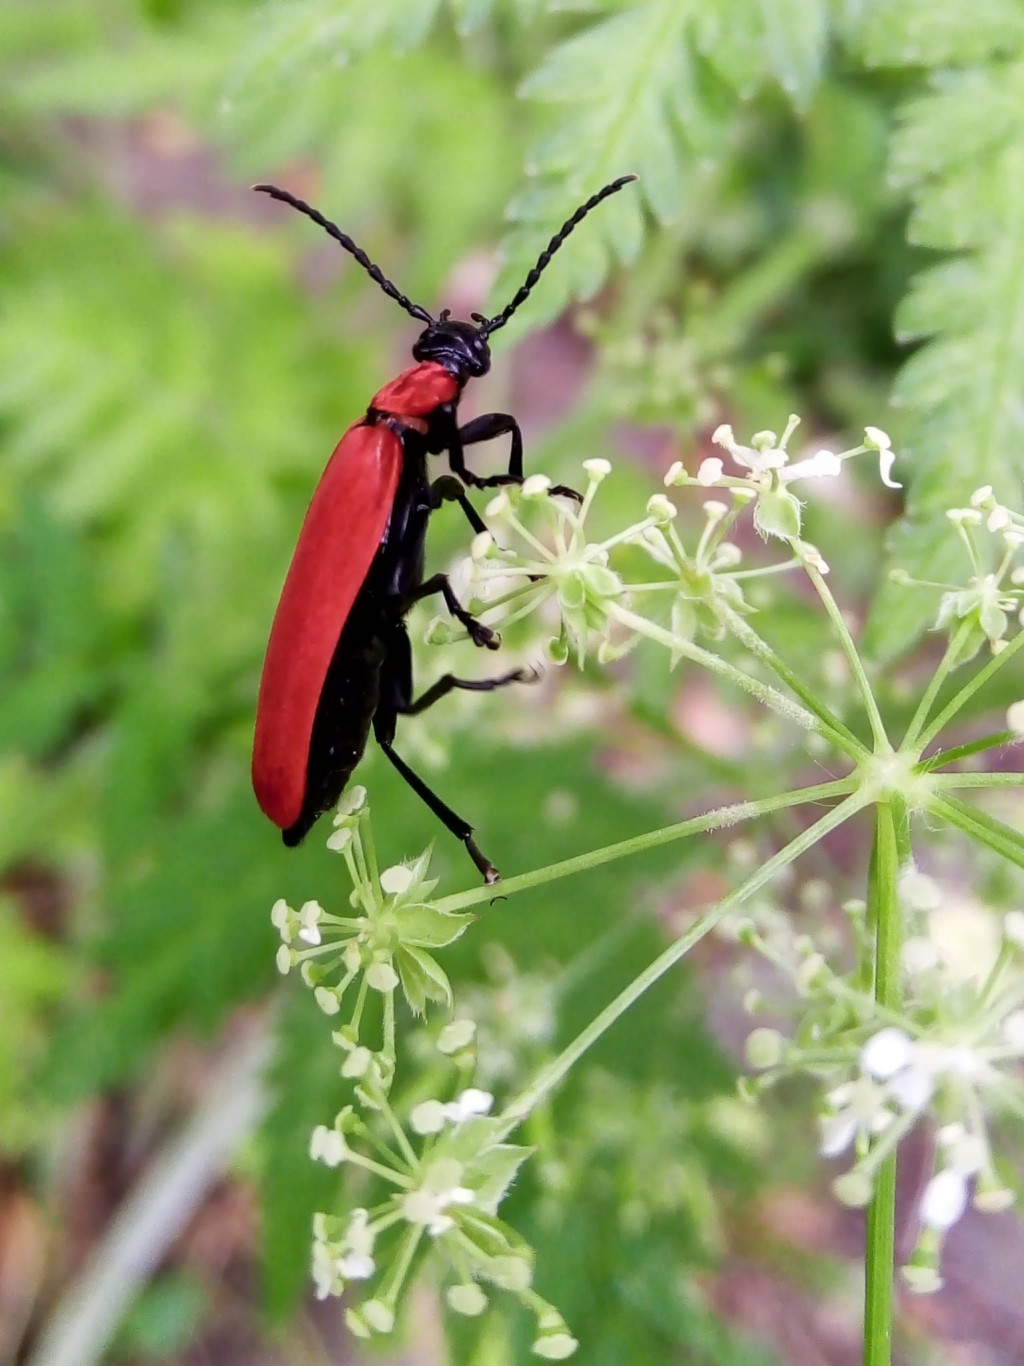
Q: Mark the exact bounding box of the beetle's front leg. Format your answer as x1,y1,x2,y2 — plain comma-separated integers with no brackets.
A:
427,473,487,535
447,409,582,503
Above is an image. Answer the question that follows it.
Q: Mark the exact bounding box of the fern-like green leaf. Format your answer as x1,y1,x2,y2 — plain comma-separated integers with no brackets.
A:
859,14,1024,657
493,0,831,336
856,0,1024,68
224,0,444,114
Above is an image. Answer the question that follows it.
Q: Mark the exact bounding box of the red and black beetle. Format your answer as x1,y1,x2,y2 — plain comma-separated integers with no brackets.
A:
251,175,636,882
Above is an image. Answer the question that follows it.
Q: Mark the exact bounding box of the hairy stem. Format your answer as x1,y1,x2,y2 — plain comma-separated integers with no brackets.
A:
864,803,903,1366
803,560,889,752
497,791,868,1134
915,629,1024,754
435,779,860,914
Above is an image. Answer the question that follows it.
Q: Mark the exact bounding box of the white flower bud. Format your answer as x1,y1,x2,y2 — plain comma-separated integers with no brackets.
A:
447,1283,488,1316
471,530,494,560
438,1019,477,1053
309,1125,348,1166
366,961,399,993
341,1045,373,1078
362,1300,395,1333
1007,702,1024,737
444,1087,493,1122
298,900,323,945
583,457,611,481
533,1332,579,1360
832,1171,872,1207
314,986,341,1015
744,1027,784,1069
646,493,677,523
380,864,414,896
697,457,724,485
410,1100,448,1134
521,474,552,499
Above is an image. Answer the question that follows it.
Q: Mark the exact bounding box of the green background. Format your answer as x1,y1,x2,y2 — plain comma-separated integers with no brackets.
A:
2,2,1023,1363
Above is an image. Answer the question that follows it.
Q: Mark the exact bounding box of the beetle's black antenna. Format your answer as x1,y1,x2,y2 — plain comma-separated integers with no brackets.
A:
479,174,638,338
254,184,434,326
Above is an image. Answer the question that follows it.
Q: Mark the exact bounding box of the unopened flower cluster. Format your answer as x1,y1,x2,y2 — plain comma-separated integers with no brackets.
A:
737,869,1024,1292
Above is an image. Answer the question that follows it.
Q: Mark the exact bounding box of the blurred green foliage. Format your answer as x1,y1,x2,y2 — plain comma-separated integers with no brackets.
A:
2,1,1023,1363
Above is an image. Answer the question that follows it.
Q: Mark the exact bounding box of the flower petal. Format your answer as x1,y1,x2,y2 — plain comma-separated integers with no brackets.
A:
920,1168,968,1229
861,1027,913,1079
781,450,842,482
877,447,902,489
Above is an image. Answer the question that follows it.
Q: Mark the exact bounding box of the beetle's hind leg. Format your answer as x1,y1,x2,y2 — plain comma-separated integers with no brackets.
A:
373,626,537,883
401,666,538,715
374,733,499,884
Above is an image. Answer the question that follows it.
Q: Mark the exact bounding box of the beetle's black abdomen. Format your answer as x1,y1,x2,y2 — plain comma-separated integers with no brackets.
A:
283,598,385,845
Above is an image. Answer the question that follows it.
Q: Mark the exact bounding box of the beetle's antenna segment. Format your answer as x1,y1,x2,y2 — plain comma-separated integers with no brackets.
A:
480,174,638,338
254,184,434,325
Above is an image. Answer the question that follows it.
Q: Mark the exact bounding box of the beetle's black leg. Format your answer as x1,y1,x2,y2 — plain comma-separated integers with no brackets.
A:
375,736,499,882
401,666,539,716
374,624,504,882
405,571,499,651
428,473,487,535
450,413,583,503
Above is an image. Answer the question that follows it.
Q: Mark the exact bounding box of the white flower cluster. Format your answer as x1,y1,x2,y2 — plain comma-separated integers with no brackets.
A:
892,483,1024,658
666,416,899,547
450,418,901,677
274,798,580,1358
739,871,1024,1291
270,788,474,1035
307,1074,576,1357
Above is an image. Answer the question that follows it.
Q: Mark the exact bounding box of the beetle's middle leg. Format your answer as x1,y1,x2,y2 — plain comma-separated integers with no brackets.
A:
404,571,499,651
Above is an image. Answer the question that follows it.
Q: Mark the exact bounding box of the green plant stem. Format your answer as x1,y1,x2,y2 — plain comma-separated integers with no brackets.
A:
929,793,1024,871
931,771,1024,788
803,561,889,752
607,601,819,732
435,779,859,914
901,621,975,750
864,803,903,1366
914,629,1024,754
718,603,869,759
495,790,867,1136
917,730,1016,770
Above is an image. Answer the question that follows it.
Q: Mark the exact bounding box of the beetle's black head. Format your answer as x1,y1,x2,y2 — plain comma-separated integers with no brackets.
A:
413,313,491,380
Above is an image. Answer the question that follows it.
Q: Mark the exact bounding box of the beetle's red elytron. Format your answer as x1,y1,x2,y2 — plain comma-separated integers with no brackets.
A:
252,175,637,881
